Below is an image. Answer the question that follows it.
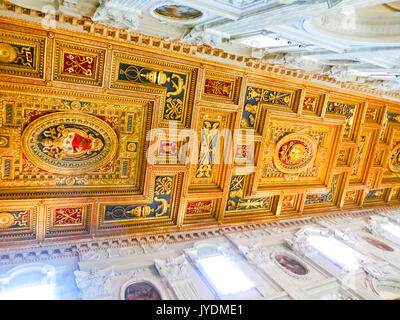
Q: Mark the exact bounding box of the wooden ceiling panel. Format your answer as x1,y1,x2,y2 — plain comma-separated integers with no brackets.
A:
1,18,400,250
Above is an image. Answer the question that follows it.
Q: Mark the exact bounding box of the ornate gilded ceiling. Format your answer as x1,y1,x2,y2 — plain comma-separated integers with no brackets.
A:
1,12,400,251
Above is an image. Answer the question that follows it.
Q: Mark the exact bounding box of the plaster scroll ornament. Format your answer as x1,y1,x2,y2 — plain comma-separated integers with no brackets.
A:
92,0,141,32
321,65,359,83
154,255,190,282
262,54,399,94
262,53,320,72
59,0,80,15
367,216,390,238
180,26,227,48
74,266,115,299
238,244,271,265
367,79,400,92
334,228,358,245
79,250,110,261
286,227,330,256
360,262,400,296
321,67,400,93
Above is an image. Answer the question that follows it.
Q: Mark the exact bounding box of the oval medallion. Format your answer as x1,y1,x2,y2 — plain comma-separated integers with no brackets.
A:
21,112,118,175
0,212,15,229
274,254,309,276
0,43,17,63
273,133,317,174
124,282,162,300
388,144,400,172
362,236,394,252
154,5,203,20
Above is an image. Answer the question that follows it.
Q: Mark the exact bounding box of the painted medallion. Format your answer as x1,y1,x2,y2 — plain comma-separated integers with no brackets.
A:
124,282,162,300
388,144,400,172
154,4,202,20
362,236,394,252
274,254,309,276
21,112,118,175
0,212,16,228
273,133,317,174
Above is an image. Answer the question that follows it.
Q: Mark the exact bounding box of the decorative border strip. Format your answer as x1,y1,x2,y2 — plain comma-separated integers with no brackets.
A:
0,206,389,266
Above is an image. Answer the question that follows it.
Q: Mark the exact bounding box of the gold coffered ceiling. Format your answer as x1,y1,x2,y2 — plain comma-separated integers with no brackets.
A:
1,13,400,250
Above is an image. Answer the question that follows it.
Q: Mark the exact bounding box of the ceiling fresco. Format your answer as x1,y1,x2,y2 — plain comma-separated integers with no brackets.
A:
1,11,400,251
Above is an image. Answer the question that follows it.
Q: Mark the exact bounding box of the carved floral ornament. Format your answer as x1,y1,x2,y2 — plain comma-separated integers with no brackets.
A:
388,144,400,173
74,266,116,299
154,254,190,282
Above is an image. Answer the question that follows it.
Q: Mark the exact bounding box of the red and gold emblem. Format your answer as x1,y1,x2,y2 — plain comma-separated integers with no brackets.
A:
62,53,96,77
204,79,233,98
273,133,316,174
54,208,83,226
21,112,118,175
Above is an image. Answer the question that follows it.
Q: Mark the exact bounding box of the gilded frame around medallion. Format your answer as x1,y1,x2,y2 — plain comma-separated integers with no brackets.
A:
0,87,152,199
21,111,119,175
2,15,400,249
273,133,317,175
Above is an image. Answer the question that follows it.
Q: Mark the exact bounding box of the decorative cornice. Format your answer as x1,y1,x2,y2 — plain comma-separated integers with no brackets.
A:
0,207,379,265
1,1,400,101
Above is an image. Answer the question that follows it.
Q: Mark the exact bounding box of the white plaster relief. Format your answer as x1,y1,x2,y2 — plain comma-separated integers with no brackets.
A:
74,266,116,299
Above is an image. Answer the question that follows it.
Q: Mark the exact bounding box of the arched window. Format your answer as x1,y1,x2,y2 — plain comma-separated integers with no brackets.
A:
368,216,400,245
306,234,365,271
381,223,400,240
288,228,366,272
185,242,254,297
0,264,56,300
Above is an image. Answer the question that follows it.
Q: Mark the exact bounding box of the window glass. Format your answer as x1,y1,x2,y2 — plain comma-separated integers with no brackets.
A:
307,235,364,270
0,284,55,300
382,223,400,240
198,255,254,296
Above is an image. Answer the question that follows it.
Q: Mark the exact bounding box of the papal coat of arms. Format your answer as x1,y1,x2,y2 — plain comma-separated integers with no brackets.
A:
39,124,104,160
21,112,118,175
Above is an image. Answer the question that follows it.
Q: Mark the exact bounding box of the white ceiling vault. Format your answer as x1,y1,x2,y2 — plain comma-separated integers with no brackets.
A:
7,0,400,93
